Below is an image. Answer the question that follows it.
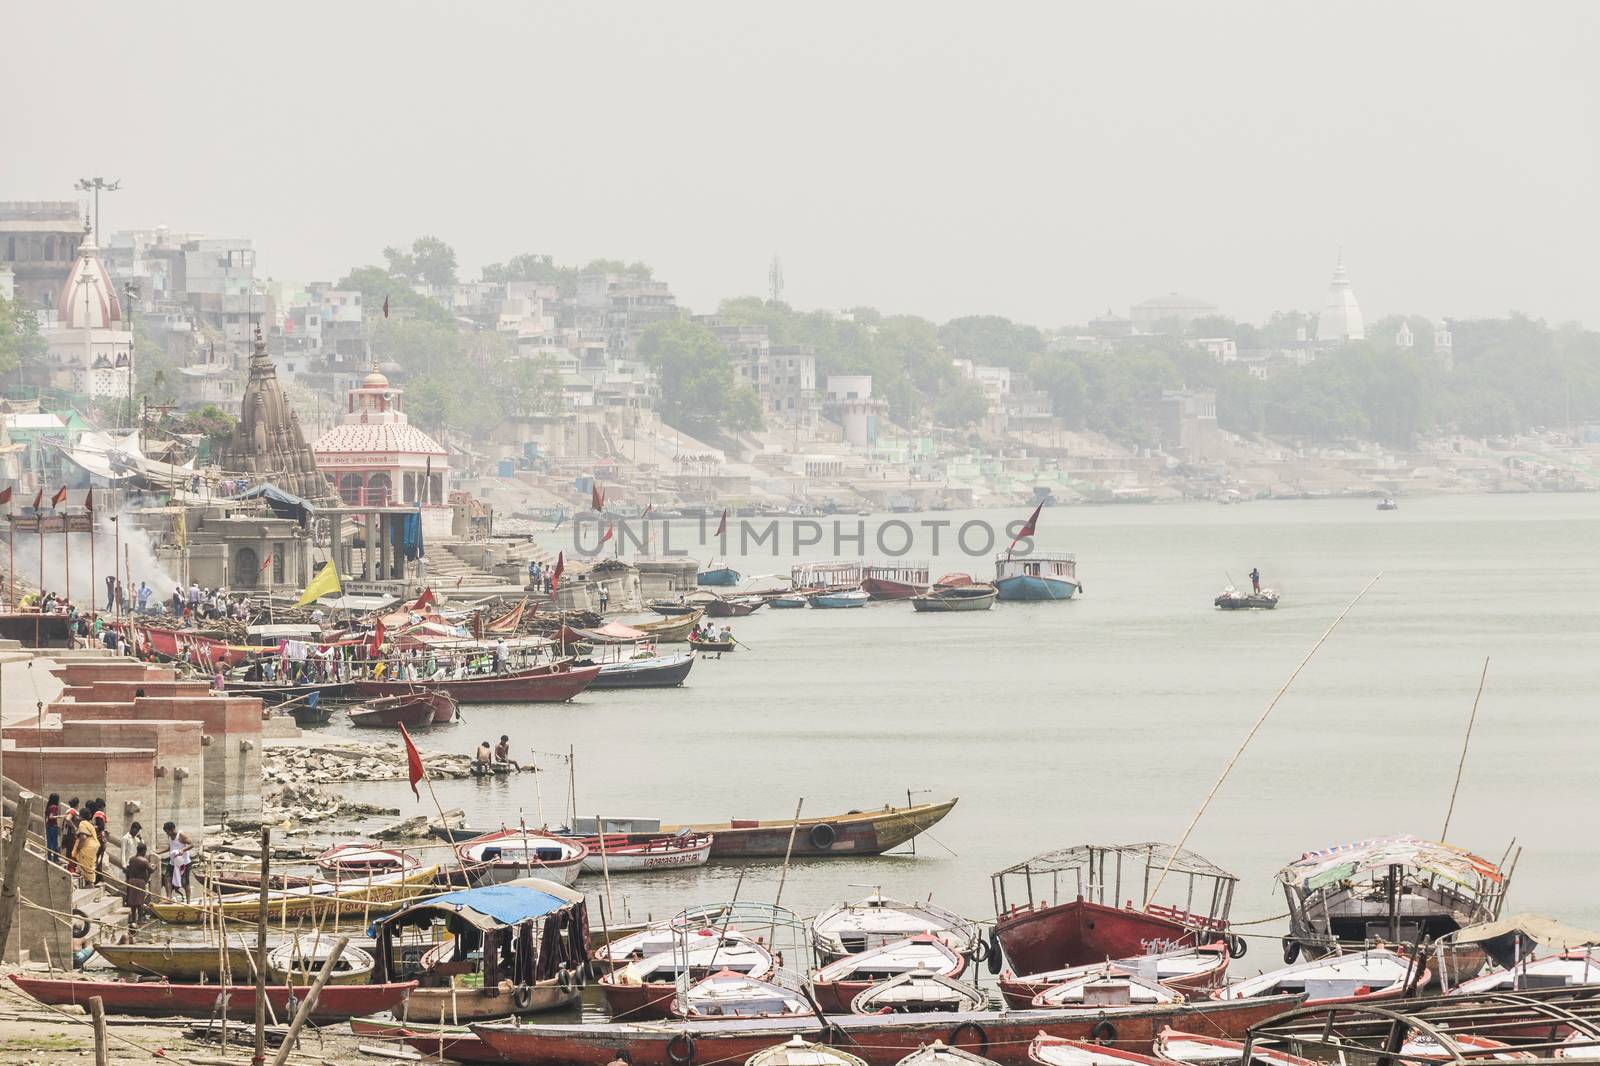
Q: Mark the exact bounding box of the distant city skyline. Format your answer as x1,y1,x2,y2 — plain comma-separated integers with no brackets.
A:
4,3,1593,330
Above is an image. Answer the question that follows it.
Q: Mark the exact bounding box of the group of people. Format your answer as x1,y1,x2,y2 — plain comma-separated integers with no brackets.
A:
44,795,193,926
167,582,251,623
474,735,521,772
688,622,734,644
104,576,156,615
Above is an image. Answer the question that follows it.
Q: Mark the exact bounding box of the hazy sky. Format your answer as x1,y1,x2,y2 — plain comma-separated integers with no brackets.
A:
5,2,1595,329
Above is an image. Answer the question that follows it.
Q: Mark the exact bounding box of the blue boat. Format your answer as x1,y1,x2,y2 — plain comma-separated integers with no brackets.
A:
994,552,1079,601
810,589,869,608
696,565,741,587
769,595,810,608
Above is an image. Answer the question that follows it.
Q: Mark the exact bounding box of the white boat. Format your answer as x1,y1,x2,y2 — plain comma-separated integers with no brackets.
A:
579,833,714,874
676,969,809,1019
1031,968,1183,1008
810,589,870,609
1002,942,1229,1008
849,969,987,1014
811,934,966,1012
455,830,588,886
901,1040,1004,1065
1215,947,1416,1003
1153,1029,1315,1066
747,1036,868,1066
592,907,733,972
1031,1035,1167,1066
315,842,419,876
812,892,979,962
266,937,377,984
1400,1035,1532,1061
1452,951,1600,995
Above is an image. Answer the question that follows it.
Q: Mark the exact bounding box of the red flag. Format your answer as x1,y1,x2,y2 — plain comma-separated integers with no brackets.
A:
371,618,385,657
258,552,273,573
715,509,727,537
411,588,435,611
551,551,564,597
1017,502,1043,540
600,524,614,546
591,482,604,512
382,295,390,319
398,723,425,800
30,489,41,512
0,487,11,506
83,490,92,513
642,502,653,518
50,486,66,509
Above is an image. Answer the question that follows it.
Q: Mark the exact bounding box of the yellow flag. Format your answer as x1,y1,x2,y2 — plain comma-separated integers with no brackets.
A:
294,562,341,608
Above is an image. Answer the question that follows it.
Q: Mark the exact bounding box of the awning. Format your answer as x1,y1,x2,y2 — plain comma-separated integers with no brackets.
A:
1278,834,1503,891
372,878,583,935
237,484,312,526
1447,914,1600,949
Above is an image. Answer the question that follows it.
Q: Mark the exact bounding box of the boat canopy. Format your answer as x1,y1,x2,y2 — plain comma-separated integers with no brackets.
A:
1277,834,1503,893
996,842,1236,882
371,878,583,935
1446,913,1600,949
570,621,649,641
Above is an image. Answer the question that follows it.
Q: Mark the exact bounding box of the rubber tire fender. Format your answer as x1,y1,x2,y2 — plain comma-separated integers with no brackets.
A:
1228,934,1248,960
558,966,579,995
666,1032,696,1065
71,909,91,939
985,927,1003,975
969,933,989,965
809,822,836,850
1092,1020,1118,1043
1283,938,1300,965
513,984,535,1011
948,1021,989,1056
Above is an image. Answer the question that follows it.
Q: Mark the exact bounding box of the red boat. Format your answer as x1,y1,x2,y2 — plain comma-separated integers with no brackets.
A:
348,1019,505,1064
9,974,416,1022
117,622,264,668
469,992,1302,1066
352,662,599,704
349,694,436,729
860,564,930,600
992,844,1238,977
810,934,967,1013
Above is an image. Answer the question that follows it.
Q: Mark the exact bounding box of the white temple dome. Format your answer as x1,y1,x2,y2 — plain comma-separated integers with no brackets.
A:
1316,251,1365,343
57,234,123,330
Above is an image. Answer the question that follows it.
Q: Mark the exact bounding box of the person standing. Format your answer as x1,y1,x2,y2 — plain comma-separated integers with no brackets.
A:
161,822,194,902
92,809,109,883
598,584,610,612
1249,567,1261,594
121,821,144,869
60,802,80,870
105,575,116,612
124,844,153,927
71,817,100,885
43,794,60,863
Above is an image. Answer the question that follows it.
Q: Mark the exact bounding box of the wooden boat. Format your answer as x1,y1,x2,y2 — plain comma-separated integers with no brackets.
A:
579,833,714,874
590,907,736,972
665,799,958,858
95,942,258,982
352,661,600,703
417,688,461,723
1153,1029,1319,1066
861,564,931,600
120,623,261,668
267,938,377,984
146,865,441,923
903,1041,1002,1065
850,969,987,1014
993,844,1236,978
349,695,435,729
1031,970,1182,1009
600,929,774,1021
706,596,766,618
224,678,355,705
994,553,1079,601
316,842,421,876
1398,1034,1531,1061
468,992,1305,1066
1030,1036,1165,1066
587,650,696,689
769,595,809,609
7,974,416,1022
1378,497,1399,510
689,637,736,653
676,970,809,1019
697,566,742,587
1450,950,1600,995
456,830,587,886
812,589,869,608
636,610,705,642
911,584,998,612
373,878,590,1023
1002,944,1231,1009
811,935,967,1013
1213,946,1415,1004
1212,587,1278,610
749,1036,870,1065
349,1019,503,1065
813,893,979,963
647,599,703,616
287,699,335,726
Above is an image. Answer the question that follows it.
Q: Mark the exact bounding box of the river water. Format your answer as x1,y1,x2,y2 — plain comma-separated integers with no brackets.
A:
324,493,1600,959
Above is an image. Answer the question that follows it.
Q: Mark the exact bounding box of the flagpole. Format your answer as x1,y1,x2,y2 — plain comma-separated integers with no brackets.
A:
35,509,44,649
87,490,95,626
112,516,121,621
62,502,70,609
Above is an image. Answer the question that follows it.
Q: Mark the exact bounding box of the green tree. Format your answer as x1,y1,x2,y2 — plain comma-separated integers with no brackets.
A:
337,265,454,327
937,315,1044,369
933,386,990,429
0,295,46,377
383,236,457,289
638,320,763,436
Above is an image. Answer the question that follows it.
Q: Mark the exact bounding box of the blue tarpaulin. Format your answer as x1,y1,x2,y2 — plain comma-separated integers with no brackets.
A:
237,484,312,527
370,883,575,936
401,509,423,561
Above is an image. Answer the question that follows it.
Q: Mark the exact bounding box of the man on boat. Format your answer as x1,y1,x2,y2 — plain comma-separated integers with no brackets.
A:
1249,567,1261,593
494,735,521,771
494,637,510,673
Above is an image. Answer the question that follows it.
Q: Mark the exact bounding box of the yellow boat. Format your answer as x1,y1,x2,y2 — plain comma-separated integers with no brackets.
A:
147,866,442,924
94,939,376,985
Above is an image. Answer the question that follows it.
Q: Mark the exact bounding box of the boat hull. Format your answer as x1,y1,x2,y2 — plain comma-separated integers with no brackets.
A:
349,698,435,728
580,835,713,873
705,599,763,618
994,898,1214,978
662,799,957,858
687,640,735,653
226,680,355,705
589,653,696,689
860,577,927,600
912,589,997,612
95,943,371,984
351,1020,507,1065
811,593,868,608
352,664,599,704
697,568,741,587
9,975,415,1022
994,575,1077,601
399,978,578,1022
470,994,1302,1066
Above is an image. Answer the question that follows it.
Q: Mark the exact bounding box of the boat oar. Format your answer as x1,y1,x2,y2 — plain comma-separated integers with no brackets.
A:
731,636,755,654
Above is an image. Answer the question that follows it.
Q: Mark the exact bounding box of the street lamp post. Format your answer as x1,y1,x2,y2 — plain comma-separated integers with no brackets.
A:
73,178,121,244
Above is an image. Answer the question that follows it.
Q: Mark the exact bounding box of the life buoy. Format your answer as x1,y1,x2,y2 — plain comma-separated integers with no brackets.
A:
1283,939,1300,965
71,909,90,939
1228,934,1248,959
948,1021,989,1055
809,823,837,850
666,1032,696,1064
1092,1020,1118,1043
513,984,535,1011
986,928,1003,975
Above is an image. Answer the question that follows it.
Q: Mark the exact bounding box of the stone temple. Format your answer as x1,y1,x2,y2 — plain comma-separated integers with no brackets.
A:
217,329,333,503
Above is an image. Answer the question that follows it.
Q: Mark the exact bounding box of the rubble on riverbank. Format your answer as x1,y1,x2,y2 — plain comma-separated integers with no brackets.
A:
261,740,521,784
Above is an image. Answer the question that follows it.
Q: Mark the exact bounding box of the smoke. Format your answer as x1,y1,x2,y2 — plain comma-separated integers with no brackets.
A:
8,509,176,607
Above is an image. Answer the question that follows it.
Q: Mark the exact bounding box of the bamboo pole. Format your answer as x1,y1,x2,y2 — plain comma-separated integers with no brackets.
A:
1441,657,1490,842
254,828,269,1066
772,798,804,912
89,995,108,1066
0,792,35,953
269,936,349,1066
595,814,616,926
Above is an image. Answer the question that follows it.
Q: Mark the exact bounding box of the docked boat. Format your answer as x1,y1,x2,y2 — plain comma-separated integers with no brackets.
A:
1451,950,1600,995
1398,1034,1530,1061
769,594,810,609
456,830,588,886
1213,946,1416,1003
861,564,932,600
993,844,1238,979
1031,970,1182,1009
647,599,703,616
749,1036,869,1066
588,650,697,689
95,941,258,982
698,565,742,587
146,865,441,923
1438,915,1600,994
850,969,988,1014
267,938,377,984
1153,1029,1317,1066
706,596,766,618
467,992,1304,1065
316,842,421,877
676,970,809,1019
1213,587,1279,610
373,877,591,1022
1001,944,1230,1008
349,1019,500,1065
591,908,734,973
600,929,775,1020
8,974,415,1022
811,934,967,1013
813,892,980,963
663,798,958,858
351,660,601,703
1378,497,1399,510
812,589,870,608
580,832,714,873
348,694,435,729
636,610,706,642
994,553,1079,601
1030,1036,1166,1066
286,698,335,726
416,688,461,722
903,1041,1002,1065
225,678,355,705
911,584,998,612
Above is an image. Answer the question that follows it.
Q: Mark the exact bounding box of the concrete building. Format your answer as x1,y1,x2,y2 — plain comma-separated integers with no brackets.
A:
825,375,887,447
1142,388,1220,457
0,201,84,308
1130,292,1218,332
1316,252,1365,343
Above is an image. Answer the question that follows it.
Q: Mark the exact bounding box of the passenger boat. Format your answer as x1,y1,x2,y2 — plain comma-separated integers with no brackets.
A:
812,892,979,963
120,623,260,668
697,565,742,587
636,610,705,642
1277,835,1509,971
580,833,714,873
749,1036,869,1066
812,589,870,608
267,938,377,984
600,929,775,1020
1001,944,1230,1008
1213,587,1279,610
675,970,809,1019
689,637,736,653
348,1019,502,1065
663,798,958,857
94,942,258,982
850,969,987,1014
994,553,1079,601
316,842,420,876
468,993,1304,1066
352,660,601,703
912,584,998,612
706,596,766,618
769,594,810,609
348,694,435,729
1378,497,1399,510
1031,970,1182,1009
591,908,734,973
1030,1036,1166,1066
811,934,967,1013
1450,950,1600,995
993,844,1237,979
456,830,588,886
647,599,703,616
373,878,590,1022
224,678,355,705
904,1041,1002,1065
146,866,441,923
7,974,415,1022
588,650,697,689
1154,1029,1317,1066
1213,946,1416,1003
861,564,931,600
